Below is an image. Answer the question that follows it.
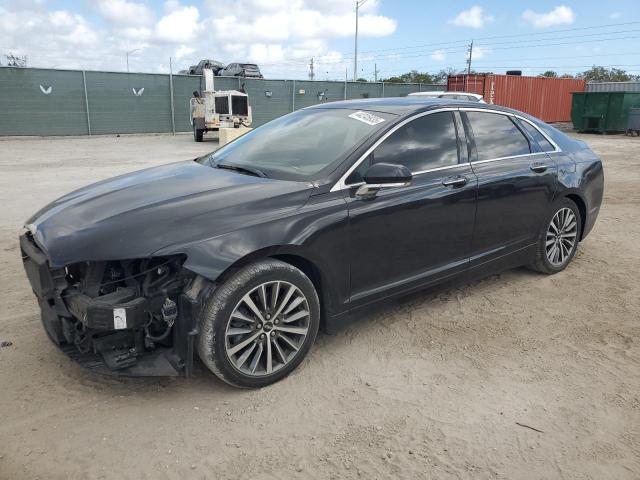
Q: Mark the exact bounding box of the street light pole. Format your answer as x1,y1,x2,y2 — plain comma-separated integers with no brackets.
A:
353,0,368,82
126,48,141,73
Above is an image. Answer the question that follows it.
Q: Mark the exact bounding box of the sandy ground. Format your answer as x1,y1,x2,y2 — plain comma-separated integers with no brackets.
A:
0,132,638,480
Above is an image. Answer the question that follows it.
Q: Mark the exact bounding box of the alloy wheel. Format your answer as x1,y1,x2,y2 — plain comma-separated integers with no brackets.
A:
546,207,578,267
225,281,311,377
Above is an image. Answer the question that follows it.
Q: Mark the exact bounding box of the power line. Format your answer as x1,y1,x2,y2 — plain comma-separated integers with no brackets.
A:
342,21,640,58
336,33,640,66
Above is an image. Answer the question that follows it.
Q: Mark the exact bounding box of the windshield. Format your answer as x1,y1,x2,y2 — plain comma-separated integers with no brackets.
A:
204,108,394,181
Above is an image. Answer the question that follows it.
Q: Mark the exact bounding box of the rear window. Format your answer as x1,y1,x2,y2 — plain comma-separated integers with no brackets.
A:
466,112,531,160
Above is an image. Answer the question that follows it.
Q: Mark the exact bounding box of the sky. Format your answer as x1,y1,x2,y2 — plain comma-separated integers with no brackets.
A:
0,0,638,80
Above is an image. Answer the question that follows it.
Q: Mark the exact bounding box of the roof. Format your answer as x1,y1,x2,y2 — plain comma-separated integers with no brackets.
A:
306,97,509,116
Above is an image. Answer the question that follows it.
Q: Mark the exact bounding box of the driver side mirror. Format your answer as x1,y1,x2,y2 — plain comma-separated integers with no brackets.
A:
356,162,412,197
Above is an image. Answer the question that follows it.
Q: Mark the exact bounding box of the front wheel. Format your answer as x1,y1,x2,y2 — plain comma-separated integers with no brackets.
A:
197,259,320,388
529,198,582,274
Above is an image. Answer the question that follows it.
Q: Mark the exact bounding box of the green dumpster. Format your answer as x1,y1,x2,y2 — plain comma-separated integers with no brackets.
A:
571,91,640,133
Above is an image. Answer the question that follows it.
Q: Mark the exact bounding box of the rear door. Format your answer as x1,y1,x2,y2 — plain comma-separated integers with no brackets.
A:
462,110,558,267
345,110,478,306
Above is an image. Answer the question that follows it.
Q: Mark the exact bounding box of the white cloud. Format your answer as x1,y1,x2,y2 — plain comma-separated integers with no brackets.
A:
0,0,397,78
522,5,575,28
95,0,155,26
468,46,490,60
431,50,446,61
609,12,621,19
450,6,494,29
154,6,202,44
248,44,285,63
174,44,195,59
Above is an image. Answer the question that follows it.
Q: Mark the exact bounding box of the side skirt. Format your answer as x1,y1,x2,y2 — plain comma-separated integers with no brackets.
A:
323,244,537,334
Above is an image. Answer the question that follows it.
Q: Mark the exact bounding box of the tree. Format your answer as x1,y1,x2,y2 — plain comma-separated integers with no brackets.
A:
540,70,558,78
356,77,368,82
381,68,493,85
578,66,636,82
382,70,437,84
382,69,456,84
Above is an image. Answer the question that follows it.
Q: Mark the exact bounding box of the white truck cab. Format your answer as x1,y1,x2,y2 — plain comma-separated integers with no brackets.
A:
190,69,252,142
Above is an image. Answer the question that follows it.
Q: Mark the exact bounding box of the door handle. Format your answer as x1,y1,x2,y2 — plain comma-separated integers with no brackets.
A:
530,162,550,173
442,175,468,187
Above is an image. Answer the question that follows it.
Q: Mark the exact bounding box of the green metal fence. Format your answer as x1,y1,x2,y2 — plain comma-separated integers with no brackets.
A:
0,67,444,136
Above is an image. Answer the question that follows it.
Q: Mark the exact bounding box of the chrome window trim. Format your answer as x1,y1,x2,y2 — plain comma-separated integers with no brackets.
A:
411,162,470,176
331,107,562,192
469,152,547,166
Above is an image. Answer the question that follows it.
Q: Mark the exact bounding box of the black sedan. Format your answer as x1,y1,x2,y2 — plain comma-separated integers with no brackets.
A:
20,98,604,388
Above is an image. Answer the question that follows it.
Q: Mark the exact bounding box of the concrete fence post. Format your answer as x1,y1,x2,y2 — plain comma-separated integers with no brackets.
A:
82,71,91,136
292,80,296,111
169,58,176,135
381,81,385,98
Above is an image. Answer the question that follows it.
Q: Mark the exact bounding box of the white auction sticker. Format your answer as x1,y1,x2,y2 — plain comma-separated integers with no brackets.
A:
113,308,127,329
348,111,385,126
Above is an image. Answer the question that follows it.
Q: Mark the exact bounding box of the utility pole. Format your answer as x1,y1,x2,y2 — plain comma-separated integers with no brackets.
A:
465,40,473,91
374,63,379,82
353,0,368,81
309,57,315,81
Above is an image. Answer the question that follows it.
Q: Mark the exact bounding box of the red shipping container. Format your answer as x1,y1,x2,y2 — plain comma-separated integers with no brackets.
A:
447,74,585,123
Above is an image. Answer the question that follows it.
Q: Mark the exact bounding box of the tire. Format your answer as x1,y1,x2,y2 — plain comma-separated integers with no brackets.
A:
193,125,204,142
529,197,582,274
197,259,320,388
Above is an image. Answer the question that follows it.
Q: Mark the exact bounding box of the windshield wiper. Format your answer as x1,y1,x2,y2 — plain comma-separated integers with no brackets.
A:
215,162,267,178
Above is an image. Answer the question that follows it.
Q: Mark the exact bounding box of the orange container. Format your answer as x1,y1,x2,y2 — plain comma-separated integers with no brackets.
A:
447,74,585,123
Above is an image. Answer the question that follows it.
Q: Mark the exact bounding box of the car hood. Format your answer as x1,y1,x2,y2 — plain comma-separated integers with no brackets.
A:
26,160,313,267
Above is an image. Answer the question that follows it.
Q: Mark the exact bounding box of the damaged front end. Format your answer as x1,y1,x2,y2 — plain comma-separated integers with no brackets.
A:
20,232,210,376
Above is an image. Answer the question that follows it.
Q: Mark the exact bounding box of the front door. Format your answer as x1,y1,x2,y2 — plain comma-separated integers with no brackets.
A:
345,110,478,307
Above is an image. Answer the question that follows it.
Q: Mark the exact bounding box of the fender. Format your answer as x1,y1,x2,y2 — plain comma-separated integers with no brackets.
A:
156,189,351,321
556,154,604,240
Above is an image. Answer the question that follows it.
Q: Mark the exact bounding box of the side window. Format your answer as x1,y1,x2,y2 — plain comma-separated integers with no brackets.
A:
465,112,531,161
371,112,459,173
518,119,555,152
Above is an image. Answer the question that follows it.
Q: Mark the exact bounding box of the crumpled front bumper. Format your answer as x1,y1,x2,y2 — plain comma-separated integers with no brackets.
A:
19,233,196,377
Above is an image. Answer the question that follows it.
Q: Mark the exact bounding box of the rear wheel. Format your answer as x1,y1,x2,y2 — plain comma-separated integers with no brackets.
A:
529,198,582,274
193,125,204,142
197,259,320,388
